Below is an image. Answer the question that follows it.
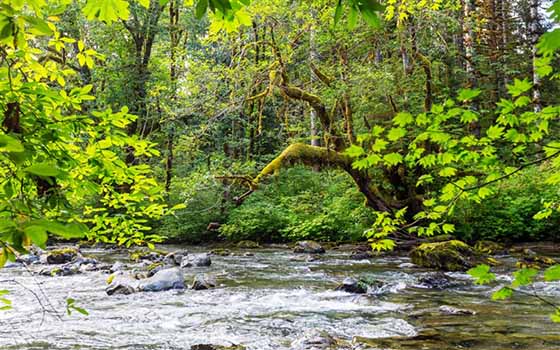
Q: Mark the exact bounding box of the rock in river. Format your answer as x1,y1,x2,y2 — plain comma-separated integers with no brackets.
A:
293,241,325,254
191,274,217,290
409,240,481,271
291,329,337,350
181,253,211,268
106,267,185,295
139,267,185,292
46,247,80,264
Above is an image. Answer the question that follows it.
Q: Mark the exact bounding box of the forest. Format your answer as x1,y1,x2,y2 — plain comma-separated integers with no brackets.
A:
1,0,560,349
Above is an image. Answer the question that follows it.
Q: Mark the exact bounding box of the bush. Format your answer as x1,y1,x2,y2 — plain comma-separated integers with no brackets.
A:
452,165,560,243
219,167,375,242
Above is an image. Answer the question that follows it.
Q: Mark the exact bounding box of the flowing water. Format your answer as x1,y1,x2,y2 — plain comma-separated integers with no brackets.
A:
0,244,559,349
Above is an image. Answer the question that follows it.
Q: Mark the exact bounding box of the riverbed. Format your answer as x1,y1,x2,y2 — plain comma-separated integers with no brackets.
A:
0,244,559,349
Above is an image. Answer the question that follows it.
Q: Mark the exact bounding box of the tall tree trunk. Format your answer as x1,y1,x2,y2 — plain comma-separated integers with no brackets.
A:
462,0,476,88
309,26,320,147
530,0,542,112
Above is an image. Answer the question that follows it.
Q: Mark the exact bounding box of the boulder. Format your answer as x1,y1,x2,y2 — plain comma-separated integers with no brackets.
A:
335,277,383,294
191,274,217,290
106,272,139,295
417,272,454,289
236,240,260,249
409,240,479,271
181,253,211,268
139,267,185,292
291,329,337,350
46,247,79,264
293,241,325,254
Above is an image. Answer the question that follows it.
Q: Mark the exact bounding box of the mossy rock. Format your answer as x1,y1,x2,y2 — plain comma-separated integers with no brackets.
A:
474,240,506,255
516,255,558,269
129,248,167,262
211,248,232,256
409,240,478,271
46,247,79,264
236,240,260,249
147,262,164,271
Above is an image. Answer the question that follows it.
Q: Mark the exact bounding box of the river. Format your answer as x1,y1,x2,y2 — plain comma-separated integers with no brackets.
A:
0,244,559,349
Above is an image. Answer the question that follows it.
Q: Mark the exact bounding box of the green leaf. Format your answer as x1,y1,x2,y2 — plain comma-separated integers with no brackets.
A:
26,220,88,239
486,125,505,140
22,15,53,36
137,0,150,8
24,225,48,248
333,0,343,26
392,112,413,127
467,264,496,285
457,88,481,101
195,0,208,19
347,6,358,30
344,144,365,158
387,127,406,141
512,268,538,288
0,134,24,153
383,153,403,166
507,78,532,97
544,265,560,282
24,163,60,177
492,287,513,300
83,0,130,24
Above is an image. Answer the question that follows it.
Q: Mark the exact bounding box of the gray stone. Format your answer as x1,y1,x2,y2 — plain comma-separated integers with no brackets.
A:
191,274,217,290
291,329,337,350
293,241,325,254
181,253,211,268
139,267,185,292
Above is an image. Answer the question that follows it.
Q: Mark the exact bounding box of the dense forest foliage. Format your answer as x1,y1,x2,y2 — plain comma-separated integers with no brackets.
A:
0,0,559,255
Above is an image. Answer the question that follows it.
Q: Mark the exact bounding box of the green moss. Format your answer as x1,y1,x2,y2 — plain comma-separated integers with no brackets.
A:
236,240,260,249
474,240,506,255
255,143,350,183
147,262,163,271
409,240,476,271
516,255,557,269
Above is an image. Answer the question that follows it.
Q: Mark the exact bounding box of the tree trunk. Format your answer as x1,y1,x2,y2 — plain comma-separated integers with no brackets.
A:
530,0,542,112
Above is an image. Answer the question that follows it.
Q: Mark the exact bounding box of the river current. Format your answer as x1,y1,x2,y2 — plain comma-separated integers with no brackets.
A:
0,244,559,349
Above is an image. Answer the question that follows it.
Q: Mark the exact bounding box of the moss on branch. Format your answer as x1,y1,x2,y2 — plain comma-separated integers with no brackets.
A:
254,143,351,183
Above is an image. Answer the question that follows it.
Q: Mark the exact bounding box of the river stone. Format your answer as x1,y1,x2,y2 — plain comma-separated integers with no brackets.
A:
336,277,384,294
291,329,337,350
46,247,79,264
16,253,40,265
191,345,246,350
417,272,454,289
349,251,373,260
409,240,480,271
439,305,476,315
139,267,185,292
293,241,325,254
106,272,139,295
191,274,217,290
181,253,211,268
